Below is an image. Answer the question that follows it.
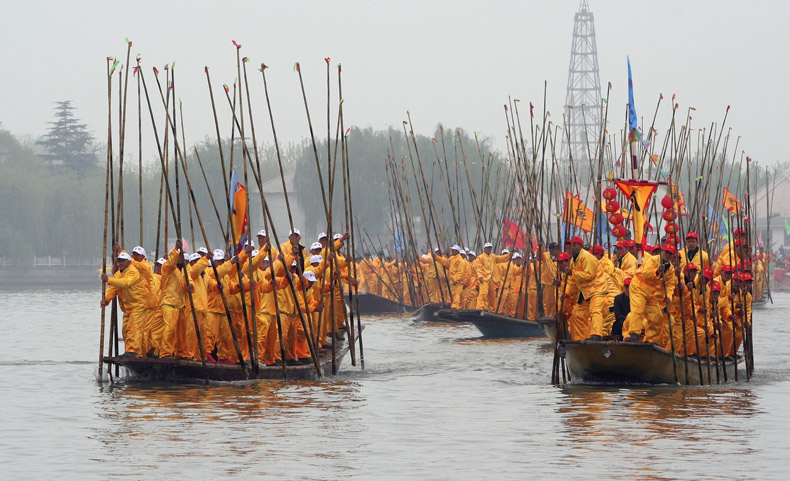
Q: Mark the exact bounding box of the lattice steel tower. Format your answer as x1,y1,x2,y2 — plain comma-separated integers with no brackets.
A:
562,0,602,166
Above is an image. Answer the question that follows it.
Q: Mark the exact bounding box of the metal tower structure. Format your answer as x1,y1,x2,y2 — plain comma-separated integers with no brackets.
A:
562,0,603,167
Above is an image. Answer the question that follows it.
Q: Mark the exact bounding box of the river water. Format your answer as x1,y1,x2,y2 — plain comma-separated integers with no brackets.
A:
1,287,789,480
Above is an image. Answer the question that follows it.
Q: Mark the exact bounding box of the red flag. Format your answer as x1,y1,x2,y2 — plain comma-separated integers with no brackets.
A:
502,217,526,249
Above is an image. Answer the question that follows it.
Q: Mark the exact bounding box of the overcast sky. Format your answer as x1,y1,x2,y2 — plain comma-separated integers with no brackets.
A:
2,0,787,167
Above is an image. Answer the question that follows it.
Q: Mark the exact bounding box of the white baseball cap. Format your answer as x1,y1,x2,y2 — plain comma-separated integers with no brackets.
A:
310,255,323,264
501,248,510,254
251,250,259,258
213,249,224,257
484,242,493,249
189,253,201,261
310,242,322,251
156,257,166,265
513,253,523,259
289,228,301,236
212,252,224,261
303,270,318,282
197,247,208,255
257,229,267,237
451,245,461,252
318,232,328,240
117,252,132,261
468,250,477,257
132,246,146,257
421,254,430,259
333,233,343,240
291,260,298,267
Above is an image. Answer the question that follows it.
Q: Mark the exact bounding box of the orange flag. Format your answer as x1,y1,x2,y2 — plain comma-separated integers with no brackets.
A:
722,187,741,214
563,192,594,233
614,180,658,245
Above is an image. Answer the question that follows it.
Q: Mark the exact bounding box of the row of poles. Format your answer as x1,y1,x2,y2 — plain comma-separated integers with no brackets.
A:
98,39,364,383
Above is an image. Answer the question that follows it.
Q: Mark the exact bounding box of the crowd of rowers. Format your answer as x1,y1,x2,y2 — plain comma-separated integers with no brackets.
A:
103,229,358,366
358,228,766,358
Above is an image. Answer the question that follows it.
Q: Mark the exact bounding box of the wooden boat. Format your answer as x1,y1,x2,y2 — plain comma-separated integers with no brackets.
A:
440,309,547,338
752,299,767,310
346,292,415,315
536,316,557,344
560,339,740,385
412,302,456,322
103,326,361,383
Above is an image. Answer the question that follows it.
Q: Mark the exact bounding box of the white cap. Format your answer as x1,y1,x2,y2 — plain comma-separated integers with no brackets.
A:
289,228,301,236
310,255,323,264
251,250,259,258
212,252,224,261
303,270,318,282
464,247,470,253
434,247,441,253
263,256,270,262
501,249,510,254
513,253,522,259
189,253,201,261
197,247,208,255
156,257,166,265
117,252,132,261
451,244,461,252
310,242,322,251
291,260,298,267
421,254,430,259
257,229,267,237
468,250,476,257
318,232,328,240
213,249,224,257
333,233,343,240
484,242,493,249
247,240,255,247
132,246,146,257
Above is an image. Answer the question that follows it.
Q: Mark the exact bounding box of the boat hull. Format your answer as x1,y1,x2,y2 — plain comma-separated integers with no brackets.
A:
347,292,415,315
562,339,739,385
103,327,360,383
412,302,456,322
448,309,546,338
537,317,557,344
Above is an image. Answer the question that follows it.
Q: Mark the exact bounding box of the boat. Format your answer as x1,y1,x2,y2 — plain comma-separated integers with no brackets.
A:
439,309,547,338
346,292,415,315
102,326,362,383
537,316,557,344
752,299,767,310
560,339,740,385
412,302,456,322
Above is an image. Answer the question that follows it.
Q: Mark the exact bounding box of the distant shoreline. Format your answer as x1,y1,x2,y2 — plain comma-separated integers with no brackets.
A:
0,265,99,287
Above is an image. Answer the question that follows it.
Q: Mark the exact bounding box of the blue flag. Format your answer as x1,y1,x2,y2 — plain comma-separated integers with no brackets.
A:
627,57,639,134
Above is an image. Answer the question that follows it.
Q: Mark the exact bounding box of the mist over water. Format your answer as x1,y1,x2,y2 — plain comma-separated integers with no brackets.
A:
1,287,788,479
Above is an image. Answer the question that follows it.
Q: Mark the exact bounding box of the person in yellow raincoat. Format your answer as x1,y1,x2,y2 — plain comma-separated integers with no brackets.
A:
623,243,677,344
679,232,710,271
592,245,620,337
540,243,560,318
182,251,209,360
562,237,610,341
462,251,479,309
500,253,525,317
432,245,466,309
619,240,638,279
102,251,148,357
156,240,191,359
475,242,512,310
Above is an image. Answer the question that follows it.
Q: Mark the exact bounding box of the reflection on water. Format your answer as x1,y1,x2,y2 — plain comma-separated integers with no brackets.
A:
2,288,790,480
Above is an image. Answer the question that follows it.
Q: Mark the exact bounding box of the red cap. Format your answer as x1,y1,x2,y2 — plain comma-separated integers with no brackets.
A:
684,262,698,271
615,240,625,248
734,228,746,236
643,243,653,252
592,245,605,255
686,232,699,240
625,240,636,248
569,236,583,245
741,272,753,281
624,277,632,286
703,266,714,279
711,280,722,292
661,244,677,254
721,265,732,273
558,252,570,261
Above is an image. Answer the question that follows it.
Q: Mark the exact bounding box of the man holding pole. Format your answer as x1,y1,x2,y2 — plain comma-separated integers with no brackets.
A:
101,250,148,357
562,237,609,341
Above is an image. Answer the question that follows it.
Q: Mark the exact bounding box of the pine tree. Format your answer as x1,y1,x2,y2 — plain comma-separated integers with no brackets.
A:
36,101,98,175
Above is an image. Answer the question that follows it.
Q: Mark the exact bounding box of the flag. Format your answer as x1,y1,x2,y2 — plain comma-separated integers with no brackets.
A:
563,192,594,233
627,57,640,140
394,229,406,254
614,180,658,245
722,187,741,214
502,217,526,249
228,169,248,254
758,232,764,248
668,180,686,213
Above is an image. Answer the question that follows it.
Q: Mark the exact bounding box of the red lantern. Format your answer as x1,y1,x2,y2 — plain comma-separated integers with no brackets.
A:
612,225,627,238
602,188,617,201
605,200,620,213
661,196,673,209
665,235,678,245
664,223,678,234
608,213,624,225
662,210,676,222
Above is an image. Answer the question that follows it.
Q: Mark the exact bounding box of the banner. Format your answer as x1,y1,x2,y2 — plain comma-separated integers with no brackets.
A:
563,192,594,233
614,180,658,245
722,187,741,214
502,217,526,249
229,169,248,254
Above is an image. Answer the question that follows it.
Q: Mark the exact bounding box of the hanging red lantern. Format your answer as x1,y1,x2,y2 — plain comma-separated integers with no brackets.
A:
665,235,678,245
605,200,620,213
664,223,678,234
661,196,673,209
662,210,676,222
608,212,624,225
612,225,627,238
602,188,617,200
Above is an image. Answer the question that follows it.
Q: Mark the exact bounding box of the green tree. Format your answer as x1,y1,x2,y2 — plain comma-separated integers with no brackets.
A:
36,100,98,175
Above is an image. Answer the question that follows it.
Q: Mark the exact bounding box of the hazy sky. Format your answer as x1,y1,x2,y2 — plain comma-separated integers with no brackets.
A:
2,0,787,166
